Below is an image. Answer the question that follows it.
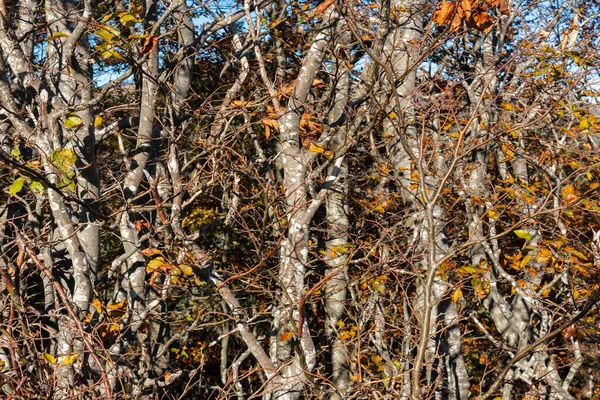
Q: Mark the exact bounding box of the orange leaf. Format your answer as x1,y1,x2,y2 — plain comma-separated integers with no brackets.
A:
231,100,249,109
315,0,335,15
461,0,473,19
141,36,158,55
433,2,456,25
473,11,493,33
280,331,293,341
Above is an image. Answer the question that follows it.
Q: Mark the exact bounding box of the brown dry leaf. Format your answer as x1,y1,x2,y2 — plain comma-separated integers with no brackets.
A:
311,78,327,88
473,11,493,33
433,2,456,25
488,0,510,15
280,331,294,341
315,0,335,15
141,36,158,55
562,325,577,340
230,100,249,109
262,119,280,135
141,248,162,257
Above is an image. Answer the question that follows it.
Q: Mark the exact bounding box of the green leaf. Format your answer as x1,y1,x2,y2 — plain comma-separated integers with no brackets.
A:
62,170,76,191
51,148,77,171
10,147,21,160
64,113,83,129
48,32,69,41
9,177,27,196
514,229,533,240
30,180,45,194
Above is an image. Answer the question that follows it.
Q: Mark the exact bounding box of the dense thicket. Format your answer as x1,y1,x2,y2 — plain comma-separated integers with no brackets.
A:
1,0,600,399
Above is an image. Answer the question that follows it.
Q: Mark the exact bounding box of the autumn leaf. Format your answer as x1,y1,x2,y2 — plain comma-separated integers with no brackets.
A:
472,11,493,33
48,32,69,41
315,0,335,15
262,118,280,139
461,0,473,19
433,2,456,25
108,300,127,310
487,0,510,15
64,113,84,129
43,353,57,364
178,264,194,276
147,257,166,273
451,288,463,303
61,353,79,366
141,36,158,55
280,331,294,341
92,298,103,313
231,100,249,109
514,229,533,240
141,248,163,257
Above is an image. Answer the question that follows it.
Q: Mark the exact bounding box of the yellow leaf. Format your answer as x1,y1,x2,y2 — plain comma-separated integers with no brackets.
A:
488,209,499,220
84,313,93,323
48,32,69,41
536,248,552,263
61,353,79,366
108,300,127,310
64,113,83,129
280,331,293,342
43,353,57,364
373,204,386,214
514,229,532,240
561,185,575,198
94,115,103,127
474,278,491,299
308,143,325,154
179,264,194,276
520,254,533,268
91,298,103,313
338,331,351,340
147,257,166,273
451,288,463,303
